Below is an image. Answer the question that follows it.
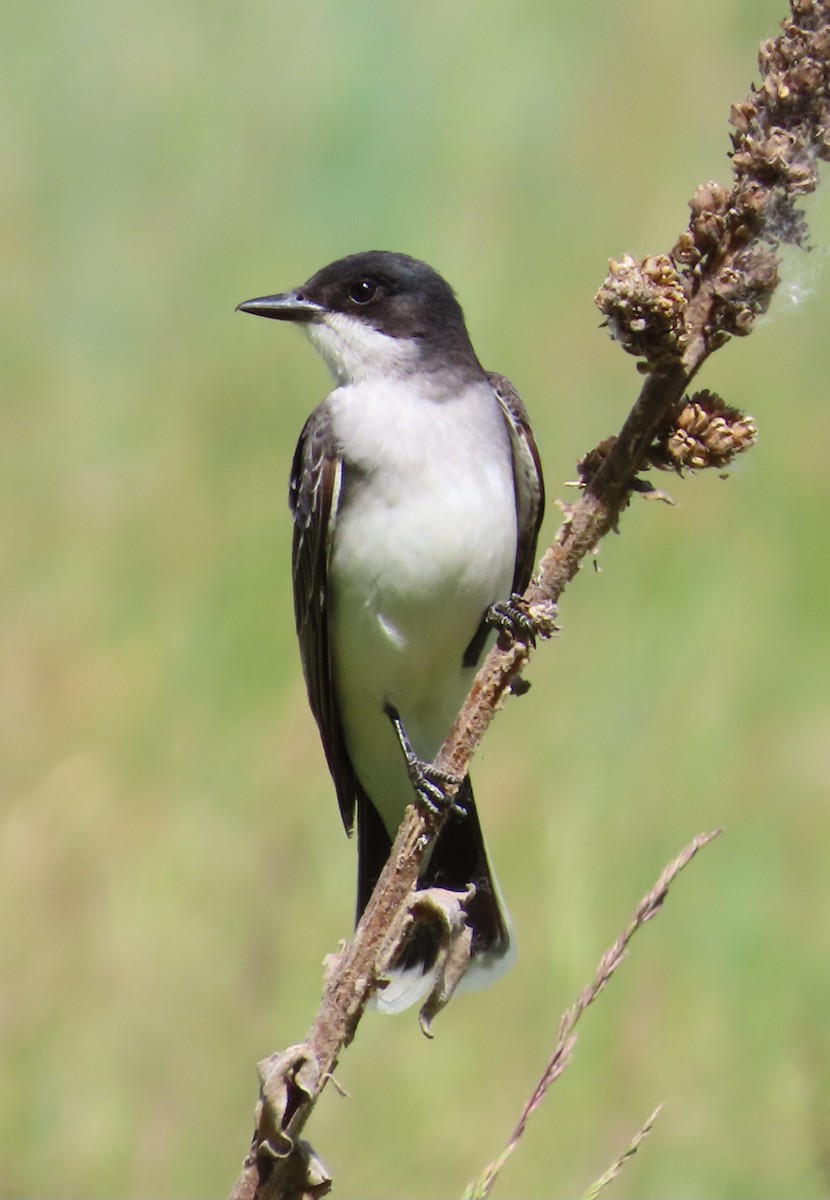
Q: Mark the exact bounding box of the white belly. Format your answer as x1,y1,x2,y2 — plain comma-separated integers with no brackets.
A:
327,375,517,833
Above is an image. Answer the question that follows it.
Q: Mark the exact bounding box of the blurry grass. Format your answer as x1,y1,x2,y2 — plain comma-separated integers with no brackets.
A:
2,0,830,1196
464,834,718,1200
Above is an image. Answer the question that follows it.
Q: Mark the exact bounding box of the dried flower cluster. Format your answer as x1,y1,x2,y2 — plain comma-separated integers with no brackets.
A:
577,388,757,485
648,390,758,472
595,254,689,366
733,0,830,199
576,437,618,488
596,0,830,366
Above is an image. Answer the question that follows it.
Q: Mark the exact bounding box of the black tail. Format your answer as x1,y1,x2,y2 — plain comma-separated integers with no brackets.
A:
356,779,512,1013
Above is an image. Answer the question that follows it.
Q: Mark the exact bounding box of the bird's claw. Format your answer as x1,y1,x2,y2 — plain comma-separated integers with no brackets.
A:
404,753,466,819
486,593,538,647
385,703,465,818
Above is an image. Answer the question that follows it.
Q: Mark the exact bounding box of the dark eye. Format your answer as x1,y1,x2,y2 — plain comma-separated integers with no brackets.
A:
347,278,379,305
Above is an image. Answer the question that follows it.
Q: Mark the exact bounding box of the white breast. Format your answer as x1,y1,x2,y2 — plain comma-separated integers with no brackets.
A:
327,373,517,830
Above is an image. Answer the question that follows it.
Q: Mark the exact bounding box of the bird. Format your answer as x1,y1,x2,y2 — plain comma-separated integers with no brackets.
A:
238,251,544,1013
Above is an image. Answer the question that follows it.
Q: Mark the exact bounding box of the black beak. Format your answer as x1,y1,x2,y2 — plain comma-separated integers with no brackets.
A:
235,291,323,322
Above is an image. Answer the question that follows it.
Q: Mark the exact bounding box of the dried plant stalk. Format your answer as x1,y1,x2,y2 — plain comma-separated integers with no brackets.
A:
580,1106,664,1200
463,832,719,1200
229,5,830,1198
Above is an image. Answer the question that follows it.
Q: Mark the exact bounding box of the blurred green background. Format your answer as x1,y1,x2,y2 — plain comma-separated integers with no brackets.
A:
3,1,830,1196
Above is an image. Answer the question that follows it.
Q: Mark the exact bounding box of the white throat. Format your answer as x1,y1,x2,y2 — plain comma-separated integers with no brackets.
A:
306,312,421,385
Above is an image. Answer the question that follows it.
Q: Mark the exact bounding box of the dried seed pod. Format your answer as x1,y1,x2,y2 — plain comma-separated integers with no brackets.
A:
577,437,617,486
710,244,780,338
595,255,689,365
649,391,758,472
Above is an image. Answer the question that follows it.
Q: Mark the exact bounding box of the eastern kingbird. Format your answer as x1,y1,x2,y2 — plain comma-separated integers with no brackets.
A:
238,252,544,1012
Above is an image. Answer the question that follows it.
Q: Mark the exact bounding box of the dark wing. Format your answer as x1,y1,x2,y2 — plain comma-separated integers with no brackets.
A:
289,404,358,834
488,372,545,594
461,373,545,670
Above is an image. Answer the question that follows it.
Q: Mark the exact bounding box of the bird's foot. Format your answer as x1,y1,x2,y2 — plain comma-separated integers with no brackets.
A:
486,593,538,647
384,705,466,818
406,755,466,819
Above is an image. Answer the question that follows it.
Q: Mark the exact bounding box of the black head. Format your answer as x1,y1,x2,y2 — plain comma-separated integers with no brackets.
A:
237,251,482,376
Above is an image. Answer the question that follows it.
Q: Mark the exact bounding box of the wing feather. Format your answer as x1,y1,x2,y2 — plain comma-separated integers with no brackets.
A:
289,405,358,833
488,371,545,595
